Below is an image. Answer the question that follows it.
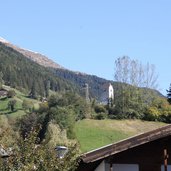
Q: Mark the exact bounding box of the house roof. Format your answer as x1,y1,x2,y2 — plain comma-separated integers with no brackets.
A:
0,89,8,96
81,124,171,163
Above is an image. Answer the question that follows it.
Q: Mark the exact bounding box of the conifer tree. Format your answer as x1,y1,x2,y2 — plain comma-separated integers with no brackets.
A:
45,80,50,97
0,71,4,89
29,81,37,99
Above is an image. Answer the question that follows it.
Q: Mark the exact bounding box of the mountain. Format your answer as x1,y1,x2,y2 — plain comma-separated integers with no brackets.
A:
53,68,112,101
0,37,63,69
0,37,113,101
0,41,77,97
0,37,164,101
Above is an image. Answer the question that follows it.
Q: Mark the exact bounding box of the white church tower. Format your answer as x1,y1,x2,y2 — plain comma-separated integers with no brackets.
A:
108,83,114,106
109,83,114,100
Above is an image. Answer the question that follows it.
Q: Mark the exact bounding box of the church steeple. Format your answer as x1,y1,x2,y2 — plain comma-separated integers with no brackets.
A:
109,83,114,100
108,83,114,107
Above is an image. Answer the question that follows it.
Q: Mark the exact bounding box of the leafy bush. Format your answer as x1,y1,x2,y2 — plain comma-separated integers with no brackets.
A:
8,99,17,111
125,109,143,119
49,106,76,139
144,107,160,121
7,90,16,98
38,102,49,113
95,112,107,120
94,105,107,114
22,100,34,112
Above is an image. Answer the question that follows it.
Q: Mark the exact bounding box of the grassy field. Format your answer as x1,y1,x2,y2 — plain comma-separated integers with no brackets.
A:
74,119,166,152
0,85,40,119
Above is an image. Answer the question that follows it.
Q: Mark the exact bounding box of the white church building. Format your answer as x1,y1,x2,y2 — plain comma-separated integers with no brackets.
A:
108,83,114,100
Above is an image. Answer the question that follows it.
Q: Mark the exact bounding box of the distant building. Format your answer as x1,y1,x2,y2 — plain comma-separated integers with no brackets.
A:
0,88,8,97
109,83,114,100
108,83,114,107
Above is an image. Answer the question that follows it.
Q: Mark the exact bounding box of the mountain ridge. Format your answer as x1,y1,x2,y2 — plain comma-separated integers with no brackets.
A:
0,37,164,101
0,37,90,77
0,41,78,97
0,37,112,100
0,37,63,69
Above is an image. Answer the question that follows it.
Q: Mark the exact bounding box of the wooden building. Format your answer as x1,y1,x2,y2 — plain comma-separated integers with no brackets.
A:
0,88,8,97
77,124,171,171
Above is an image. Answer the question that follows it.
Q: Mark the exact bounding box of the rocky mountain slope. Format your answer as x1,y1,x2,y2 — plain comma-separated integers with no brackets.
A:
0,37,63,69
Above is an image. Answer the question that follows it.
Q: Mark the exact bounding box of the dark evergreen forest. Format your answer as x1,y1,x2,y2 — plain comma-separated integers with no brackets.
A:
0,42,77,97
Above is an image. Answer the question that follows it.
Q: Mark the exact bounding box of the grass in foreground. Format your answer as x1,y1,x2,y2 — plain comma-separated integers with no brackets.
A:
74,119,166,152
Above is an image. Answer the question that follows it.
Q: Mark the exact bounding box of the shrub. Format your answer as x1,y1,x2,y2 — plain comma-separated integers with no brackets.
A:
7,90,16,98
8,99,17,112
94,105,107,114
144,107,160,121
22,100,34,112
95,112,107,120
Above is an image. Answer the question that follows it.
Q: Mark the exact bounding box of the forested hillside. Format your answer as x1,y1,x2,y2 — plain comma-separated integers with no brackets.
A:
0,37,63,69
54,68,112,101
0,39,113,101
0,42,77,97
0,40,169,121
0,39,164,103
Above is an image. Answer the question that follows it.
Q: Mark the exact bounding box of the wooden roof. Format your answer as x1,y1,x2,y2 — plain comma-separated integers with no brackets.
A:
81,124,171,163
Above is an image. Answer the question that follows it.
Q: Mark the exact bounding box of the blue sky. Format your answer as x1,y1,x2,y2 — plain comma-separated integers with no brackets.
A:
0,0,171,95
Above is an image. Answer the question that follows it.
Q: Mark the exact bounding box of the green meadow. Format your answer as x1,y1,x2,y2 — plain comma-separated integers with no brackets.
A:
74,119,166,152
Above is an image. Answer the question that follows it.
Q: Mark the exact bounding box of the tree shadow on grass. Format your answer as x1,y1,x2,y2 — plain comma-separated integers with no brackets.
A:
0,97,8,101
0,111,15,115
0,108,8,112
0,109,20,115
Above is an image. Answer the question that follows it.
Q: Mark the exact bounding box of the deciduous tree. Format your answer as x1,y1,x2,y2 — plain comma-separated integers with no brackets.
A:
0,127,80,171
114,56,159,117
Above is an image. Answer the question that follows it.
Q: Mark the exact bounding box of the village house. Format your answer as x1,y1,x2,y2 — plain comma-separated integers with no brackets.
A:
0,88,8,97
77,124,171,171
